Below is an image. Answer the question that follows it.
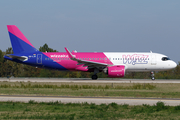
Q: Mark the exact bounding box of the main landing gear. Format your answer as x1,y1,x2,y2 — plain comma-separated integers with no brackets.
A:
91,68,99,80
151,71,155,80
91,75,98,80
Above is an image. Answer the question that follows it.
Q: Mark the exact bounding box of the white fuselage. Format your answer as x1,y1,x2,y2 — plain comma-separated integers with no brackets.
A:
104,52,177,72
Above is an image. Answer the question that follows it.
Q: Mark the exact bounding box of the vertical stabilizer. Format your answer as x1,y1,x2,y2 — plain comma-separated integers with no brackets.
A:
7,25,37,54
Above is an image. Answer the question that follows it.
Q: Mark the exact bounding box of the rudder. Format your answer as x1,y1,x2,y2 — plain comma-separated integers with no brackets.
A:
7,25,38,54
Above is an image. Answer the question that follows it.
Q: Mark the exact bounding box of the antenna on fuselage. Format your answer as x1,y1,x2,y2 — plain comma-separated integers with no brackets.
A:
150,51,152,53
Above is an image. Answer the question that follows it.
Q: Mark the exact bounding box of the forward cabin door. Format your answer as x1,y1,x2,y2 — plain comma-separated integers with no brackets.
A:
151,54,156,65
37,54,42,64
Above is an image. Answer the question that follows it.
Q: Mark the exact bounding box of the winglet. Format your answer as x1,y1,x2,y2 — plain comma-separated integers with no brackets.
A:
64,47,75,59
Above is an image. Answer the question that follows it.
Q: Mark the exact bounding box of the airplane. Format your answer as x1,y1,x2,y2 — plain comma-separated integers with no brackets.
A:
4,25,177,80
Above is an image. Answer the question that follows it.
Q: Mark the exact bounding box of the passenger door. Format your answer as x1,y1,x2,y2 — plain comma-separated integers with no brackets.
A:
37,54,42,64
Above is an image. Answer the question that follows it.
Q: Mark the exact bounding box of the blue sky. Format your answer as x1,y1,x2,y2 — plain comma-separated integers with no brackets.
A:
0,0,180,62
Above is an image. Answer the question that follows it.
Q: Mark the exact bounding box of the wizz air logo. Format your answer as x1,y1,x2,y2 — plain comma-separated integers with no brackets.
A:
50,54,68,58
123,54,149,65
50,54,76,58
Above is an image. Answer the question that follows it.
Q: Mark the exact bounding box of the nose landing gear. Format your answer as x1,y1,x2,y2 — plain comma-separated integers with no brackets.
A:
151,71,155,80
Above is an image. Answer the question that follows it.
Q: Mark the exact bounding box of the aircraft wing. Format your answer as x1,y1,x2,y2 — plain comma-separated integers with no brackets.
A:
65,47,109,69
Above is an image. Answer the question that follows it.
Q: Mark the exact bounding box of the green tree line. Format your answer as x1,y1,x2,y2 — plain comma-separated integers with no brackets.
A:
0,44,180,79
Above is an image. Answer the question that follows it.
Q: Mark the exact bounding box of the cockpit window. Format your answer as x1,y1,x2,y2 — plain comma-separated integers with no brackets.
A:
162,57,170,61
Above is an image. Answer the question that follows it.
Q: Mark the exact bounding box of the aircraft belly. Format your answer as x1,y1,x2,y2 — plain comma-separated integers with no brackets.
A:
126,63,153,71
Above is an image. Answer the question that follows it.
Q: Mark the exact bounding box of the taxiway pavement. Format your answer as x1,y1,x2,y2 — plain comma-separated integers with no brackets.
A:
0,95,180,106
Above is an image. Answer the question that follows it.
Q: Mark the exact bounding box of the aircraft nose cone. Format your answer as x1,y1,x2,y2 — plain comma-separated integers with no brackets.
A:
171,61,177,68
167,61,177,69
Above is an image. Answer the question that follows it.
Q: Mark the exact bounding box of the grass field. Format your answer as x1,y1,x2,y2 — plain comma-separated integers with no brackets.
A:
0,81,180,98
0,101,180,119
1,81,180,119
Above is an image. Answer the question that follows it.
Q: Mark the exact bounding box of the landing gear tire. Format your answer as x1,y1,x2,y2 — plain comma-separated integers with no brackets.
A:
92,75,98,80
151,77,155,81
151,71,155,80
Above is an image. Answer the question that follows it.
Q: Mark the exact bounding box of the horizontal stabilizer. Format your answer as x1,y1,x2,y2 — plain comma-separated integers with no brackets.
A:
5,54,28,61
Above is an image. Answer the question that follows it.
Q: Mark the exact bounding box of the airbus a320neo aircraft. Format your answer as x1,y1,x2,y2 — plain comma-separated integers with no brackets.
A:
4,25,177,80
